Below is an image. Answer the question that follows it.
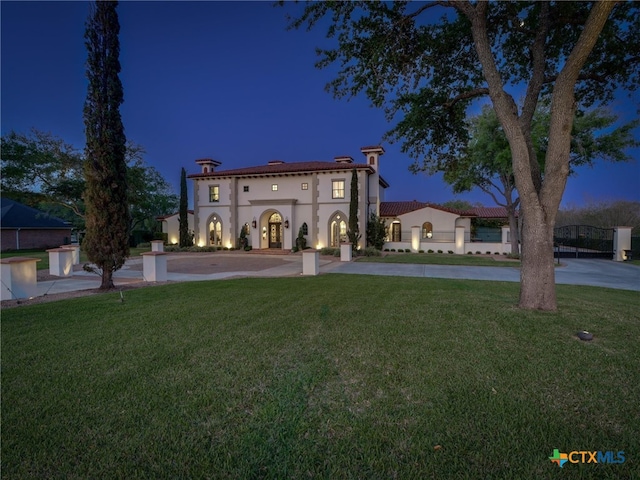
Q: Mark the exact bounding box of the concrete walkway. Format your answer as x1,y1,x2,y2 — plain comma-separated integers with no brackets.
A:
34,254,639,297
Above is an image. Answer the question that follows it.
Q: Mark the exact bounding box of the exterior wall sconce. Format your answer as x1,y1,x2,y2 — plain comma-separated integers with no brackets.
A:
284,218,289,229
427,232,433,239
252,218,257,229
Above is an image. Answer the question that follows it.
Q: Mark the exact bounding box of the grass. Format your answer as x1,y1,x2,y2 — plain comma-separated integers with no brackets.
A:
359,252,520,267
0,247,148,270
2,275,639,479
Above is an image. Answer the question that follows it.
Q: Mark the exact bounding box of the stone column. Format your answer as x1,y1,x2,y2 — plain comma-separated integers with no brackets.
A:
60,244,81,265
151,240,164,252
141,252,168,282
47,248,74,277
501,226,510,254
1,257,40,300
613,226,632,261
340,243,352,262
455,225,465,255
302,250,319,275
411,226,420,252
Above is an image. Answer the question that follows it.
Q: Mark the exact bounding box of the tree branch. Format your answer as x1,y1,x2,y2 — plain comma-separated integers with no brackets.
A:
520,1,550,193
478,182,507,208
542,1,616,214
50,200,85,220
521,1,550,125
444,88,490,109
405,1,450,20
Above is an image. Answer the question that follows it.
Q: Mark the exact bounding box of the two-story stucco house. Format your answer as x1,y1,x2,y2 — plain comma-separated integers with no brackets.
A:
187,146,388,251
187,145,515,254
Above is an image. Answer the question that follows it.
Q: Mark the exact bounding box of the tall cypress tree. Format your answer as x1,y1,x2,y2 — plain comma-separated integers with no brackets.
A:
179,167,189,247
83,1,129,289
347,168,360,252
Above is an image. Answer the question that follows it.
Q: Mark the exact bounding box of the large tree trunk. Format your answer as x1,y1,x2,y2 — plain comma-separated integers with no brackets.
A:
518,206,556,309
461,0,615,310
100,269,115,290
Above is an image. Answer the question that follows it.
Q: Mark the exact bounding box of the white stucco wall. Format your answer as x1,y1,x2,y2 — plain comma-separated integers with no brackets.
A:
380,207,513,254
192,169,369,250
161,212,194,245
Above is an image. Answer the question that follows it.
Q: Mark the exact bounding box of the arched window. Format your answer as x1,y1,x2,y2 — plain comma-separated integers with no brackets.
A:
422,222,433,239
329,212,348,247
208,215,222,246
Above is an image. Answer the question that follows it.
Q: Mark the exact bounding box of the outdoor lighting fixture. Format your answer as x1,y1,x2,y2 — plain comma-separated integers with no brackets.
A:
427,232,433,239
577,331,593,341
284,218,289,229
252,218,257,229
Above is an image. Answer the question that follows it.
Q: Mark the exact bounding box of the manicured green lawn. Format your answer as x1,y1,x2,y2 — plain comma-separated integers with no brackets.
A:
0,247,148,270
2,275,638,478
359,251,521,267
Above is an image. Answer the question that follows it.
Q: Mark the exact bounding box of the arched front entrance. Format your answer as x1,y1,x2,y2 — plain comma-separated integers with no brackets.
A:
268,212,282,249
329,211,348,247
207,214,222,246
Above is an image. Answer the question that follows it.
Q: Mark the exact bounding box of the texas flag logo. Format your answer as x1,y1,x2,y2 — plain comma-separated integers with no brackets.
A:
549,449,569,468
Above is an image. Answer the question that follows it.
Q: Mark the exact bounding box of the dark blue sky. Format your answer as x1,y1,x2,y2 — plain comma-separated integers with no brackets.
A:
2,1,638,208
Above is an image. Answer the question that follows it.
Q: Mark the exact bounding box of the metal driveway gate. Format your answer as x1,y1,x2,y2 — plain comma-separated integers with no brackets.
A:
554,225,614,259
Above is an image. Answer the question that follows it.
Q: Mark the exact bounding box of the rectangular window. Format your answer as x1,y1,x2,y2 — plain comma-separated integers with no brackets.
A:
332,179,345,199
243,185,249,192
301,182,308,190
209,185,220,202
272,184,278,191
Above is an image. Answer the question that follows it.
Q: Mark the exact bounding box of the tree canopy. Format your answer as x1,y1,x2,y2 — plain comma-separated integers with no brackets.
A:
443,102,638,252
288,1,639,310
0,129,85,223
1,129,177,234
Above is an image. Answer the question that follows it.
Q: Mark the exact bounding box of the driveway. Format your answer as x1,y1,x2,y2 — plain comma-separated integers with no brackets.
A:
330,258,640,292
555,259,639,291
25,253,640,300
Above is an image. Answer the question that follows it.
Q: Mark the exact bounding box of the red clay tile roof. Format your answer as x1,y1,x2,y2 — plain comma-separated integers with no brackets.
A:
380,201,471,217
187,161,374,179
470,207,512,218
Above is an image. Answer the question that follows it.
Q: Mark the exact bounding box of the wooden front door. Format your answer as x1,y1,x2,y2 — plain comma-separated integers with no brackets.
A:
269,222,282,248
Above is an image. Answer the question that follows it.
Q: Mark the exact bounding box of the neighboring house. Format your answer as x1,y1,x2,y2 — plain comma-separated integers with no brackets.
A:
157,210,194,245
1,198,73,251
187,144,511,253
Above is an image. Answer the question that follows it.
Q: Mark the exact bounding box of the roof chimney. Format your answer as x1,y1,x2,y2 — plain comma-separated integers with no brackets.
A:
195,158,222,174
360,145,384,171
334,155,354,164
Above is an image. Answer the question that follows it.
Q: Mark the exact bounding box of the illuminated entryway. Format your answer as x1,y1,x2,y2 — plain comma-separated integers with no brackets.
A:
329,211,348,247
268,212,283,249
207,214,222,246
